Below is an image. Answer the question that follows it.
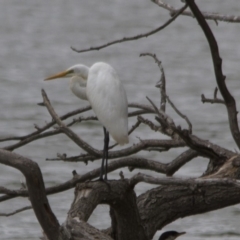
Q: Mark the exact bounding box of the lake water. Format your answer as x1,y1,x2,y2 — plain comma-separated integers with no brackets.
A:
0,1,240,239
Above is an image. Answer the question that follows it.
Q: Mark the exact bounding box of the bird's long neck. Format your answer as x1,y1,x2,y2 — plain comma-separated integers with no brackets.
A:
70,76,88,100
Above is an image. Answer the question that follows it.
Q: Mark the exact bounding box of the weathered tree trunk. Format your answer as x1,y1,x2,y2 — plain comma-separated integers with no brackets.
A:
68,180,148,240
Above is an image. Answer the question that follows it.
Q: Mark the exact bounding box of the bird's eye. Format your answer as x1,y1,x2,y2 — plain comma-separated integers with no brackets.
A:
68,69,74,74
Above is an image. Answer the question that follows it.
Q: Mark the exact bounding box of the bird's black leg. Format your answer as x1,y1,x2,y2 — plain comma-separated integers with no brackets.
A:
99,132,106,180
104,128,109,180
99,127,109,180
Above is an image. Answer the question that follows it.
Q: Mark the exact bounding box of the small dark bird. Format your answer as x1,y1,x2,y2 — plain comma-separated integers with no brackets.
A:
158,231,186,240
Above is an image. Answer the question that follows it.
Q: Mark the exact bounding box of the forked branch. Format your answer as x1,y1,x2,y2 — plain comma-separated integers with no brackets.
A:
185,0,240,149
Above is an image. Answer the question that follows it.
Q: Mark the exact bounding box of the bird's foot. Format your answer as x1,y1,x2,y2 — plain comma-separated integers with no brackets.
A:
98,177,111,190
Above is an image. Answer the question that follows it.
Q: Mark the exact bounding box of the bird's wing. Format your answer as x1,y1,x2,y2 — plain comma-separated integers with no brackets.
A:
87,65,128,145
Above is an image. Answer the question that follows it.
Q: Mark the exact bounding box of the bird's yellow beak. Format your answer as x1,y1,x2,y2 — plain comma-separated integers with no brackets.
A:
44,70,71,81
177,232,186,237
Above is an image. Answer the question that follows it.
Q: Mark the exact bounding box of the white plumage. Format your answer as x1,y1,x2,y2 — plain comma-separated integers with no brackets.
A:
45,62,128,145
86,62,128,145
45,62,129,179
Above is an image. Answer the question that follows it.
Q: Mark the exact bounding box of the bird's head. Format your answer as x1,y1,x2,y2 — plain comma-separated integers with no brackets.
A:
159,231,186,240
45,64,89,81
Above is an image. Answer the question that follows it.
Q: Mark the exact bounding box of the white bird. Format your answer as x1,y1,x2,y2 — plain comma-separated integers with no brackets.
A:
45,62,129,180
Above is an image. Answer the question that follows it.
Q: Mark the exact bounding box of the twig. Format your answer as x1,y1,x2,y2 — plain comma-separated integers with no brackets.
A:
214,87,218,98
46,154,95,163
201,94,225,104
42,89,100,157
128,119,141,135
146,97,232,159
165,94,192,133
1,103,152,151
140,53,166,112
201,88,225,105
146,96,176,129
128,103,155,113
0,105,92,143
152,0,240,23
66,116,97,127
0,206,32,217
0,186,22,195
71,4,187,53
46,138,186,162
140,55,192,137
138,116,162,132
4,129,62,151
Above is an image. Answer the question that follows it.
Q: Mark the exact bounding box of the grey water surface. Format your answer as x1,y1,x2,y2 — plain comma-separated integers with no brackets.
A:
0,1,240,239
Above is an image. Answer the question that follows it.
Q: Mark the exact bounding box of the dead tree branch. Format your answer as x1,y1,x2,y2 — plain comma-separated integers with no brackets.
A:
147,96,234,161
42,89,101,157
139,53,167,111
185,0,240,149
0,206,32,217
166,94,193,133
46,139,186,163
71,4,187,53
152,0,240,23
201,87,225,105
0,149,63,240
165,149,199,176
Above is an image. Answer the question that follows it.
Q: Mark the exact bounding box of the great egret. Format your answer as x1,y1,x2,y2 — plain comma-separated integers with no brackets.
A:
45,62,129,180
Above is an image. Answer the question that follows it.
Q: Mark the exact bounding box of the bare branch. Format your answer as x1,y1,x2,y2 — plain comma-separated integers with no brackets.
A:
146,97,234,159
0,156,180,202
0,149,61,240
1,150,237,240
0,105,91,143
201,94,225,104
166,149,199,176
0,206,32,217
46,139,185,163
185,0,240,149
201,87,225,105
146,96,179,140
42,89,101,157
66,109,152,128
140,53,166,111
141,54,192,132
0,186,25,195
152,0,240,23
165,94,192,133
4,128,62,151
71,4,187,53
2,105,92,151
130,172,239,188
138,116,162,133
2,103,152,152
146,97,175,129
